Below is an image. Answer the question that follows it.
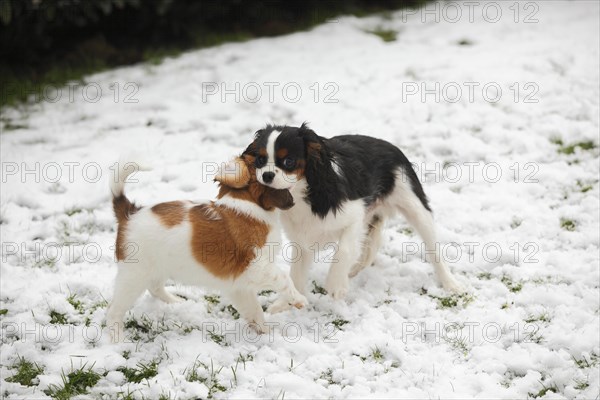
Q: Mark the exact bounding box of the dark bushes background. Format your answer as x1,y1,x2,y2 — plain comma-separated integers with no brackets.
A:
0,0,426,108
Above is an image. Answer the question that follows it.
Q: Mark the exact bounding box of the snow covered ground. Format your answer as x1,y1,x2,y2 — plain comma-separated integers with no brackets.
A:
1,1,599,398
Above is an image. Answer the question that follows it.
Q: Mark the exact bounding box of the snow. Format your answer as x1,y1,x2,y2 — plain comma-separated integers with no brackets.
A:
1,1,599,398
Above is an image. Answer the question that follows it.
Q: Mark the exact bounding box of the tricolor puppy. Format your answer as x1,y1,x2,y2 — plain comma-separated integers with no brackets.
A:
105,157,307,342
243,123,464,302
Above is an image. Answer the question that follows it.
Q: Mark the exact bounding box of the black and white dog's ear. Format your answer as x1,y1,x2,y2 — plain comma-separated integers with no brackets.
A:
299,125,342,218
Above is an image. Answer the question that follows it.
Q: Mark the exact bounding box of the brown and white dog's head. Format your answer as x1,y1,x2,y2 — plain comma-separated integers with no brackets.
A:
214,156,295,211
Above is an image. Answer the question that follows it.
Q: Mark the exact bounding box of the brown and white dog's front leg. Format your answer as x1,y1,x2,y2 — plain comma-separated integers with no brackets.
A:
241,260,307,315
228,289,267,334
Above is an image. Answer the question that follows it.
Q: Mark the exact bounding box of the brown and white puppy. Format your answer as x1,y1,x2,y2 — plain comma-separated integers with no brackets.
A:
105,157,307,342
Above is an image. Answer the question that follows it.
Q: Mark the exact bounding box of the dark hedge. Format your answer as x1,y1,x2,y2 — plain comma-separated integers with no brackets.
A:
0,0,427,107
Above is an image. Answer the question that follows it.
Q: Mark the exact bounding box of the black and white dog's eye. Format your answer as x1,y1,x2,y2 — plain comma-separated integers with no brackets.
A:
256,156,267,167
282,157,296,169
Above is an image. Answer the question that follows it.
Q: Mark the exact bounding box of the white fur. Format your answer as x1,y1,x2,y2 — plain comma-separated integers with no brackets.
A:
214,196,277,226
280,168,463,304
256,130,297,189
106,181,306,343
109,157,152,197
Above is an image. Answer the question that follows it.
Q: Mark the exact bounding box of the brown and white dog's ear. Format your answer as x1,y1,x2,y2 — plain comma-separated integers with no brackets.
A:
215,157,251,188
261,188,295,210
241,143,256,166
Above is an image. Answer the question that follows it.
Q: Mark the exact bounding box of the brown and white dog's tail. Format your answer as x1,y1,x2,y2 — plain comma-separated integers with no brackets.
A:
110,158,151,221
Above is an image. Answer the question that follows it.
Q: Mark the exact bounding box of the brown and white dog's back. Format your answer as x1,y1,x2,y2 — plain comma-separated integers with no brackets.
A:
106,157,306,342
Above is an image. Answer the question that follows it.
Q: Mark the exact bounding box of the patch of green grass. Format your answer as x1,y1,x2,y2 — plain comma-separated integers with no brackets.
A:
501,275,523,293
207,329,228,346
400,227,414,236
525,312,551,324
45,363,102,400
501,302,513,310
124,314,168,341
330,318,350,330
204,294,221,313
457,38,473,46
67,294,84,313
6,356,44,386
33,257,57,269
528,381,559,398
477,272,492,280
573,352,599,369
204,294,221,305
524,326,544,344
560,218,576,231
0,308,7,316
370,346,384,362
530,275,569,286
510,218,522,229
117,360,159,384
0,120,29,131
317,368,340,385
115,388,137,400
49,310,68,324
65,208,84,217
185,359,227,399
223,305,240,319
158,391,175,400
574,378,589,390
311,281,327,295
556,140,597,155
429,292,474,308
258,290,275,296
366,27,398,42
236,352,254,369
576,180,594,193
444,335,470,356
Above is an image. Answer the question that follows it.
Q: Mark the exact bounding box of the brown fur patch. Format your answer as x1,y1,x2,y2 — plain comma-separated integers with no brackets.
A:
214,158,251,189
113,194,141,261
189,203,269,278
218,182,293,211
291,159,306,180
307,142,322,160
276,148,288,158
151,201,186,227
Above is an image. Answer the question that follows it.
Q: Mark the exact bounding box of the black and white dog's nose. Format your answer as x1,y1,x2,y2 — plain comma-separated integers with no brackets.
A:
262,171,275,183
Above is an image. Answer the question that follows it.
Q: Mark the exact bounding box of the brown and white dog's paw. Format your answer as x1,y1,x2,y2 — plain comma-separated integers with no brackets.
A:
267,293,308,314
325,275,349,300
248,320,268,335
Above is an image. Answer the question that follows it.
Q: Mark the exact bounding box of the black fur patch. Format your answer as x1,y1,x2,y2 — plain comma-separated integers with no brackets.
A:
243,124,431,218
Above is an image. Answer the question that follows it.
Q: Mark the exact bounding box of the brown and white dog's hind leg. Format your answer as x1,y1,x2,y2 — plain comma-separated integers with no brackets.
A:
106,263,149,342
148,281,185,304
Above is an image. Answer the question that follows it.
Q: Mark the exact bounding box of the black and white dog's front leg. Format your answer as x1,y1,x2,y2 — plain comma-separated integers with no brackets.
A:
325,221,365,299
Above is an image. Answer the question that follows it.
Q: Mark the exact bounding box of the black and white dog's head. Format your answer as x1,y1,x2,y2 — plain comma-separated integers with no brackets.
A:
242,123,342,217
242,123,321,190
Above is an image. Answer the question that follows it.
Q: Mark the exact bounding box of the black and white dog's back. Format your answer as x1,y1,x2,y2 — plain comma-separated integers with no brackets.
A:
243,124,463,300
